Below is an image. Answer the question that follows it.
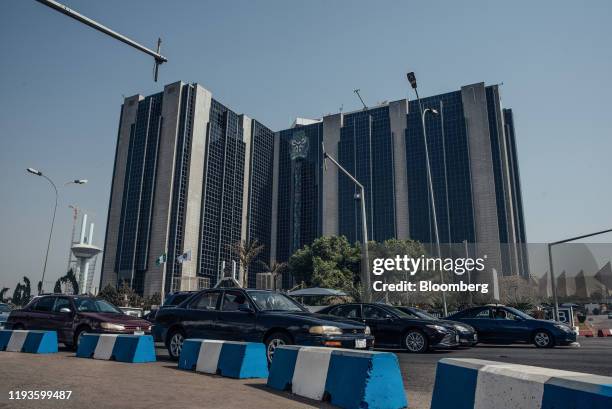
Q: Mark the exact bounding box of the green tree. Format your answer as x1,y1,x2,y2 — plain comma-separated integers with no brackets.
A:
53,279,62,294
22,276,31,302
287,236,361,297
228,239,265,287
117,281,142,307
64,269,79,295
12,284,22,306
0,287,9,303
98,284,120,306
143,293,161,311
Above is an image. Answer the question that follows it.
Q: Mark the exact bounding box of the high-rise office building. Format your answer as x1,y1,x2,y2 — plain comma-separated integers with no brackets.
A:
101,80,529,296
275,82,529,285
100,82,275,296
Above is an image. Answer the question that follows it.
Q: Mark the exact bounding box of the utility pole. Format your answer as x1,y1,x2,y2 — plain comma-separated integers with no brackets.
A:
35,0,168,81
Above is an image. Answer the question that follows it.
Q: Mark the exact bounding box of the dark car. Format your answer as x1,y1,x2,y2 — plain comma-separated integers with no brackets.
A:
447,305,576,348
318,303,459,353
395,306,478,346
144,291,197,323
6,294,152,349
154,288,374,361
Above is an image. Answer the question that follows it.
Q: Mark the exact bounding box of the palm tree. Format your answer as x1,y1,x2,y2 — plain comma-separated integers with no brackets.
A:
228,240,264,288
64,269,79,295
259,260,287,290
22,277,31,303
0,287,9,303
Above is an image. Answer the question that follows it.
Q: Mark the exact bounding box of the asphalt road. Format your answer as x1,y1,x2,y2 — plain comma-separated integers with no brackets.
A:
1,338,611,409
396,337,612,409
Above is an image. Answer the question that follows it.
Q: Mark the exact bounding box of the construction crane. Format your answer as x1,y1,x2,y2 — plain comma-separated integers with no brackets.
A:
34,0,168,81
353,89,368,110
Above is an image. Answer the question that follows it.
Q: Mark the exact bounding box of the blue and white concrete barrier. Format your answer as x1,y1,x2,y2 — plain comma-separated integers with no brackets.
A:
76,334,156,363
267,346,407,409
431,358,612,409
0,330,58,354
178,339,268,379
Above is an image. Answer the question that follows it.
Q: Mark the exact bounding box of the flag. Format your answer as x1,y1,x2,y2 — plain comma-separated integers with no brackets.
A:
177,249,192,264
155,253,167,266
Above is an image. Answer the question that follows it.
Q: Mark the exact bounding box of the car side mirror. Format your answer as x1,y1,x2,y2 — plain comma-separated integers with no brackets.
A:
238,304,254,314
59,307,72,314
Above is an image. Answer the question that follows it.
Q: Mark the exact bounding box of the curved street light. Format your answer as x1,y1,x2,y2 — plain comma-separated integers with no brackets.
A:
26,168,87,294
406,72,448,316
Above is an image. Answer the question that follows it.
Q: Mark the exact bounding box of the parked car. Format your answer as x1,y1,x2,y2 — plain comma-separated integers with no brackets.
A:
447,305,576,348
6,294,152,349
318,303,459,353
144,291,197,323
154,288,374,361
395,306,477,346
0,303,12,330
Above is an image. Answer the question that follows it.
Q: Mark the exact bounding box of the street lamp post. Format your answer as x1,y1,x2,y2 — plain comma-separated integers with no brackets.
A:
548,227,612,321
27,168,87,294
321,144,372,303
407,71,448,316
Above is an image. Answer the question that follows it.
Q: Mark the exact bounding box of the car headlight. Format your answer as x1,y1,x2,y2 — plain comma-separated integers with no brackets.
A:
100,322,126,331
364,326,371,335
454,324,470,334
309,325,343,335
426,324,448,332
554,324,571,332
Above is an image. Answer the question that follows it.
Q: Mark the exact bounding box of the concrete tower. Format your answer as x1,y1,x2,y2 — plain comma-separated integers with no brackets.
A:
71,214,102,294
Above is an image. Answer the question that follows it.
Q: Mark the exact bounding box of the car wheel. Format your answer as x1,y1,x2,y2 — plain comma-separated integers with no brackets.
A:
167,329,185,361
533,330,554,348
404,329,429,353
72,327,90,351
265,332,292,363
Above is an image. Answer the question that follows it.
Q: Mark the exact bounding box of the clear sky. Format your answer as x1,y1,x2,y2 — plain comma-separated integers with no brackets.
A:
0,0,611,292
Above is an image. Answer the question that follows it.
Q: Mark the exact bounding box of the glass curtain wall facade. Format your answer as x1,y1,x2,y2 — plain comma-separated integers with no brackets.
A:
245,120,276,286
102,81,530,296
198,100,246,284
406,91,475,248
114,93,163,294
338,107,396,243
276,122,323,287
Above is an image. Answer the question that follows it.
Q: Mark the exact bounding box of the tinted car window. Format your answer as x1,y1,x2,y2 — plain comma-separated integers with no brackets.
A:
221,291,249,311
191,292,220,310
0,304,10,313
474,308,492,318
34,297,56,312
331,305,361,319
363,306,387,319
53,298,71,312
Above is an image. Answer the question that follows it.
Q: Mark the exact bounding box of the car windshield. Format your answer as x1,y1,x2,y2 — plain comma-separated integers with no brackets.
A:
0,304,10,313
504,307,533,320
404,307,437,320
74,298,123,314
248,291,306,312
